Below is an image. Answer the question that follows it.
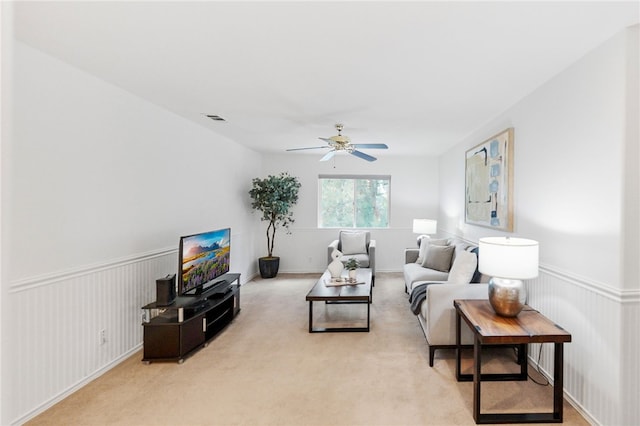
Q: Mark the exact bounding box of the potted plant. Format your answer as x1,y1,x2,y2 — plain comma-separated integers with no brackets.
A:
345,258,359,280
249,172,301,278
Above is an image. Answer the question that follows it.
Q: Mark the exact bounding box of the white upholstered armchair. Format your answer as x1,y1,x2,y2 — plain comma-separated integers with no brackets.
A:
327,230,376,284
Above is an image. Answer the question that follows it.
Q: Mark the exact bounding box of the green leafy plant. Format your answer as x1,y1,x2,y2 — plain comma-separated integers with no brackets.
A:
249,172,301,258
344,258,359,270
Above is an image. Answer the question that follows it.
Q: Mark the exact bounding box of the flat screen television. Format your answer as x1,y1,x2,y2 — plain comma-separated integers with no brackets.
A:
178,228,230,296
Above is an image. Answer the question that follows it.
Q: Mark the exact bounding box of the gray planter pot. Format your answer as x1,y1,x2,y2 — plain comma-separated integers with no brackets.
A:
258,256,280,279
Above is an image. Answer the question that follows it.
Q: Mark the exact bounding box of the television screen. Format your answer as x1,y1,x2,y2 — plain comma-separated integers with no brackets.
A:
178,228,230,295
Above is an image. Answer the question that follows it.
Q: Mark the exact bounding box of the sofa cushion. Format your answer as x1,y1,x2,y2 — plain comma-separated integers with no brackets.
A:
339,253,370,268
421,244,454,272
404,263,448,292
416,238,449,264
447,250,477,284
341,231,367,255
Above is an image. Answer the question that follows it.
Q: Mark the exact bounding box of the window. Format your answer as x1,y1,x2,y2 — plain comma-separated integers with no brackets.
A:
318,175,390,228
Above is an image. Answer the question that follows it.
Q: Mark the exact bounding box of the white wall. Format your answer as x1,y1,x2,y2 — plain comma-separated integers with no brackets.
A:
259,153,439,273
1,41,261,424
438,26,639,426
10,43,260,282
0,3,10,424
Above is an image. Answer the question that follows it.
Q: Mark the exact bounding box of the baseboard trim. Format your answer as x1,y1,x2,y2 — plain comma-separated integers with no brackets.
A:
528,355,599,426
11,345,142,426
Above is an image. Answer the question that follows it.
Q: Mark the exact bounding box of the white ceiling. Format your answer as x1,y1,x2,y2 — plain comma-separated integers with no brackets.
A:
13,1,639,158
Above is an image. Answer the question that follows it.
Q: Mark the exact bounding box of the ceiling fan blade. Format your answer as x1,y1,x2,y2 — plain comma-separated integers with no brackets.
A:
350,150,377,162
320,150,336,162
286,146,329,151
351,143,389,149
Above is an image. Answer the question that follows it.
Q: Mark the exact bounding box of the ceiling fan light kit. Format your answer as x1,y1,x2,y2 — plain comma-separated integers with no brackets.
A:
286,123,389,162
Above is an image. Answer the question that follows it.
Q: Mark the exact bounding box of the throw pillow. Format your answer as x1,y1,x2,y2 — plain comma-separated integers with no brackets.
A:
430,238,450,246
415,237,429,264
421,244,454,272
415,238,449,264
341,232,367,255
466,247,483,283
447,250,478,283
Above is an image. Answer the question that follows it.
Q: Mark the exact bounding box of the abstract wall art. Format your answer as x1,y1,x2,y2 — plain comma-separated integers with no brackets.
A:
465,128,514,231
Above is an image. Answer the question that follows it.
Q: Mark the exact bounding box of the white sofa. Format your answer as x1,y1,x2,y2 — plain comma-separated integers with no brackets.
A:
404,238,490,366
404,238,483,293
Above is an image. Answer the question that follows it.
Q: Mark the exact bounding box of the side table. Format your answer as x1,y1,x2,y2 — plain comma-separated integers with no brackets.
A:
454,299,571,424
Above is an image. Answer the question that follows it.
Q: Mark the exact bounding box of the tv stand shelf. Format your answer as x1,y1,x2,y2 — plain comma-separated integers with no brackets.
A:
141,273,240,364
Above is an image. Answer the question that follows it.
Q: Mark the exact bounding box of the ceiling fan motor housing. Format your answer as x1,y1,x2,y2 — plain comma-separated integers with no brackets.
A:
286,123,387,162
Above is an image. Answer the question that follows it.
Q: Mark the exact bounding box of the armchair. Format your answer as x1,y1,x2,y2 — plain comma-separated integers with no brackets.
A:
327,230,376,284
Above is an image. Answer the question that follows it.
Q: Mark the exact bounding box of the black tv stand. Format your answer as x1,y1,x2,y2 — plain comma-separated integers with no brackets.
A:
141,273,240,364
190,278,230,297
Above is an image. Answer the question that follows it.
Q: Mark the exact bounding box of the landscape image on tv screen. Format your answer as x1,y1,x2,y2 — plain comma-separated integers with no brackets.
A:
180,228,230,294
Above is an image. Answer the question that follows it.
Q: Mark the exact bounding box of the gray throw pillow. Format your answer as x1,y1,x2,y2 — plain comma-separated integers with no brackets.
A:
421,244,454,272
430,238,450,247
415,238,449,264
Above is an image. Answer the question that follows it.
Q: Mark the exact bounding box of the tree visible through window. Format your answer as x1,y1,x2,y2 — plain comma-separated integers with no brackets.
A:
318,175,390,228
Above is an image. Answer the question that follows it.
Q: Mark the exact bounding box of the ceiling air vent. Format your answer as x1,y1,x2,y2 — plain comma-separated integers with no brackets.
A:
205,114,226,122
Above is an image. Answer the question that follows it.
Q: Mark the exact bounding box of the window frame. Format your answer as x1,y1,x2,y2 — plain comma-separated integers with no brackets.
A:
317,174,391,229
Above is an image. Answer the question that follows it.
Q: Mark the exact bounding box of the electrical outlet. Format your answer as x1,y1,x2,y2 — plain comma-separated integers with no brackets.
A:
99,329,106,345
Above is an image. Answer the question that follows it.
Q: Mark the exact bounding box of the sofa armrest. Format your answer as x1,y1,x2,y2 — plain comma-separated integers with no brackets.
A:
424,283,488,346
405,248,419,264
368,239,376,276
327,239,339,264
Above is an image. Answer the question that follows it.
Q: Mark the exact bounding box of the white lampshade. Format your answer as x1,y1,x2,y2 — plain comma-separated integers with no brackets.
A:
479,237,539,279
412,219,437,235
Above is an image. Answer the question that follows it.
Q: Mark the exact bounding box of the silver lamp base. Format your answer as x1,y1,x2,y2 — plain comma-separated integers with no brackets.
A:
488,277,526,317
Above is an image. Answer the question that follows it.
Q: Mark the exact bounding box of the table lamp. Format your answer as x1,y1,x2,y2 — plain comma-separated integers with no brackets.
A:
412,219,437,247
478,237,539,317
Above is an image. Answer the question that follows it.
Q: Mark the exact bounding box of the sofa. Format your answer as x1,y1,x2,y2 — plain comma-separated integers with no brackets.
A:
404,237,490,366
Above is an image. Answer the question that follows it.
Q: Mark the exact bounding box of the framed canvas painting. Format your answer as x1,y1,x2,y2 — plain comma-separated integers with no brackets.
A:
465,128,514,231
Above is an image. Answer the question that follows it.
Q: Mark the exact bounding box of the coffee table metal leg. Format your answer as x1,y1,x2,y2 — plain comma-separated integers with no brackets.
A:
366,297,370,331
308,301,313,333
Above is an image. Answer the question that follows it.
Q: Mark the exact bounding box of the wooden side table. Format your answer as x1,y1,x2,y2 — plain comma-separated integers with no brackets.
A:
454,299,571,424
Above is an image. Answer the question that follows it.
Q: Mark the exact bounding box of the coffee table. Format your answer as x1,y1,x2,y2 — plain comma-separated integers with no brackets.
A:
305,268,372,333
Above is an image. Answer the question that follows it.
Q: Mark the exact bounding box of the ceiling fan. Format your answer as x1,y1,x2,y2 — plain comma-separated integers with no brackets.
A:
286,123,389,162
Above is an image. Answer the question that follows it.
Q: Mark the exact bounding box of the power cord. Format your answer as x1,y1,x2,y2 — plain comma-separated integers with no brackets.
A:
528,343,550,386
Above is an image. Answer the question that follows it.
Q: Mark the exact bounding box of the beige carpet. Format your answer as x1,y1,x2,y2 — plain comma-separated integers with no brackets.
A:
28,273,588,425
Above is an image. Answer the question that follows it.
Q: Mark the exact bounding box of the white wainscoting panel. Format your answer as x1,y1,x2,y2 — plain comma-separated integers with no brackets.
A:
6,247,638,425
528,267,639,426
621,297,640,425
7,249,176,425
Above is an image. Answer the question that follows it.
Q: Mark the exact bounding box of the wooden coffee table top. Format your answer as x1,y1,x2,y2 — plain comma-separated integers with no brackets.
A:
306,269,372,301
